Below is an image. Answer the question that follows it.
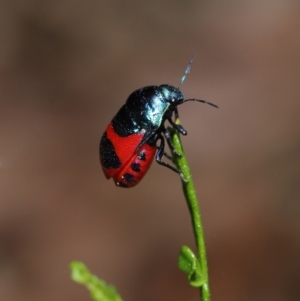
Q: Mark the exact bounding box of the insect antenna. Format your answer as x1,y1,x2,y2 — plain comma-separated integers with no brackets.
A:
183,98,219,109
178,55,195,90
178,55,219,109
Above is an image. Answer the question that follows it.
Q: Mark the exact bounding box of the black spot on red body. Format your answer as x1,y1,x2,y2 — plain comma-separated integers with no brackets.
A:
100,132,121,169
131,162,141,172
123,173,135,184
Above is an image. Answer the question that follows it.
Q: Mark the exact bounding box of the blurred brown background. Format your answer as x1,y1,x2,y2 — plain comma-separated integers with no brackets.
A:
1,1,300,301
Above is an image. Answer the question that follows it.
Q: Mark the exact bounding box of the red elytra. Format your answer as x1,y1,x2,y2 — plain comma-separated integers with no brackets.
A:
101,124,156,188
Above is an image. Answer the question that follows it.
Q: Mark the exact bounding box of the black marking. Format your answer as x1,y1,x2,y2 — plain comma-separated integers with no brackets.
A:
111,106,137,137
99,132,121,169
122,173,135,183
131,162,141,172
137,151,146,161
112,87,163,137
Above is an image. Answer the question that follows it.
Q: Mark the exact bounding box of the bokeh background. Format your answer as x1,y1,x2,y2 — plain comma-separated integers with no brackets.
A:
1,1,300,301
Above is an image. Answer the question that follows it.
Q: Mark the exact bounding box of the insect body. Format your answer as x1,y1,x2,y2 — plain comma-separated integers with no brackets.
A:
99,58,218,188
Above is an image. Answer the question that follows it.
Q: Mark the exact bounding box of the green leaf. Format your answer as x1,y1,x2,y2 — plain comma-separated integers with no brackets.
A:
178,246,205,287
70,261,123,301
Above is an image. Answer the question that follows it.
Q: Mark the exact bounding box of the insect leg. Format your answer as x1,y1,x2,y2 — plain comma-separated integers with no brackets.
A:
155,134,186,181
167,117,187,136
156,145,173,160
174,107,179,120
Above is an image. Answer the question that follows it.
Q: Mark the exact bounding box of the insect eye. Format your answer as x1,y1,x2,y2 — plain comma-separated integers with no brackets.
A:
171,98,175,103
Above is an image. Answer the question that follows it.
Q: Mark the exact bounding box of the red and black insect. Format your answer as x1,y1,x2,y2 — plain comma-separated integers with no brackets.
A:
99,57,218,188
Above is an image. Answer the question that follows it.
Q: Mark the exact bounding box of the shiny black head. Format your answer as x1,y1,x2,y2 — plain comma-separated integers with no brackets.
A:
159,84,218,109
159,84,185,105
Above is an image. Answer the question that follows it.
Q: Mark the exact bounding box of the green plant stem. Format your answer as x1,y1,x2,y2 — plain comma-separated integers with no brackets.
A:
169,125,210,301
